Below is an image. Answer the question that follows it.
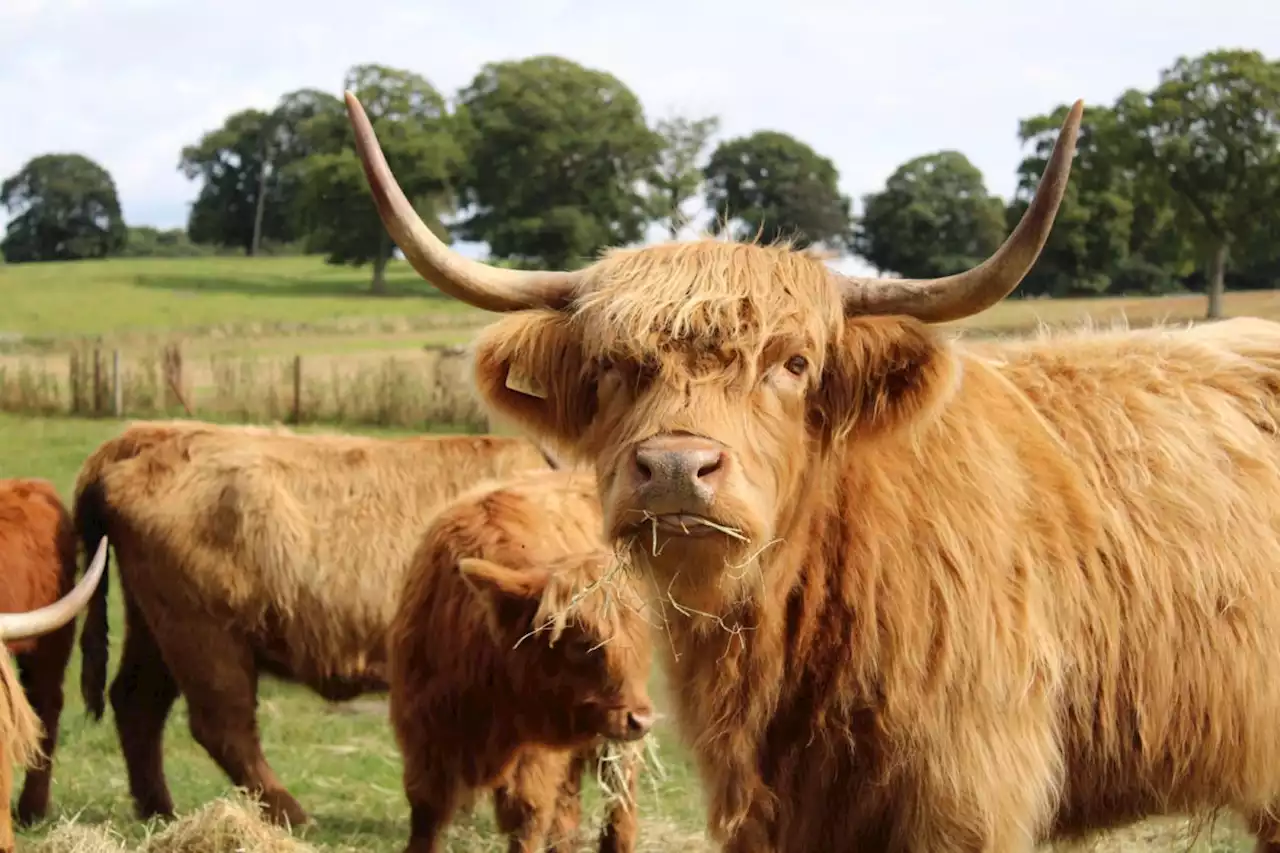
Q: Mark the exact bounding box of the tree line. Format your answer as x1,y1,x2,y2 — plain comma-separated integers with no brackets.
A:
3,49,1278,314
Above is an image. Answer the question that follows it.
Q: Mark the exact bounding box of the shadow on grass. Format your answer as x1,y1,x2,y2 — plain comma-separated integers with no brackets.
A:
132,273,460,302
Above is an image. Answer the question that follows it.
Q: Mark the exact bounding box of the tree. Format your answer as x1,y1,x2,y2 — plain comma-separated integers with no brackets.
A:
647,114,720,239
1,153,126,263
703,131,851,250
179,88,343,256
453,55,664,269
853,151,1005,279
289,63,461,293
1119,48,1280,317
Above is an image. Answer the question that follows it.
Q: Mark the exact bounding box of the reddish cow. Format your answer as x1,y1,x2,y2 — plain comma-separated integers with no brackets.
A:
1,533,108,852
389,469,654,853
347,87,1280,853
0,479,105,826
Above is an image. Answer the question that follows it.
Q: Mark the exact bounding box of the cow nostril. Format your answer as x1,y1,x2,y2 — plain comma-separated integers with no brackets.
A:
696,453,724,481
633,453,652,482
626,710,654,734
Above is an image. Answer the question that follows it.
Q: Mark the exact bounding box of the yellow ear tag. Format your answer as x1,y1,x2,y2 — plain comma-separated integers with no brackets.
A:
505,362,548,399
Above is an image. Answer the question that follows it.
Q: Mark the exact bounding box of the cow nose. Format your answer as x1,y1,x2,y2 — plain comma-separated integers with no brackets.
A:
625,710,655,738
632,436,727,503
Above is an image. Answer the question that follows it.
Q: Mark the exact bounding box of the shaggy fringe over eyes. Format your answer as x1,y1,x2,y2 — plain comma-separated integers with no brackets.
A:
527,551,651,650
572,240,843,366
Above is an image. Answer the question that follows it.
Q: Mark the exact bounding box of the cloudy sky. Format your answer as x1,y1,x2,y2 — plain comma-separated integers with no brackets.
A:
2,0,1278,272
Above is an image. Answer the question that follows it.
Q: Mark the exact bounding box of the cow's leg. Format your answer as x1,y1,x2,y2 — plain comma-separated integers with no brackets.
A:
401,760,462,853
157,620,307,827
546,750,586,853
14,620,74,825
110,597,180,820
0,741,13,853
492,762,560,853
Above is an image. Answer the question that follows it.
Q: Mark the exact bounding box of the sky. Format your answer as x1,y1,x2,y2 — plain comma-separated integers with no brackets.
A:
3,0,1279,277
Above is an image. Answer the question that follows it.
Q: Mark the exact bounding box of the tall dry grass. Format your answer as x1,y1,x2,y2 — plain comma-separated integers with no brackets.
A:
0,343,489,431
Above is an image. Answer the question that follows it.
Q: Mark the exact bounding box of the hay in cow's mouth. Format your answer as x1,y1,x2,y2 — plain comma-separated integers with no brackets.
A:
624,512,748,544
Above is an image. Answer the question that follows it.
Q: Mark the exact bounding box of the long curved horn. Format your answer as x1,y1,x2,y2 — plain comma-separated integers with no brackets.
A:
344,91,582,313
0,536,108,642
838,99,1084,323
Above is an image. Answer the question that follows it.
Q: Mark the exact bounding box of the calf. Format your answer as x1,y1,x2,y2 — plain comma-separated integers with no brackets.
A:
0,478,107,826
1,534,108,852
388,469,655,853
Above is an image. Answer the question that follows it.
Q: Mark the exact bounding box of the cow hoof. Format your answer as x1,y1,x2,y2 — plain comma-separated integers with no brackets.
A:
260,790,310,828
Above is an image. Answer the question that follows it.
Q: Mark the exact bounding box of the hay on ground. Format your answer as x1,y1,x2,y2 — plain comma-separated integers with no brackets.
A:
28,791,316,853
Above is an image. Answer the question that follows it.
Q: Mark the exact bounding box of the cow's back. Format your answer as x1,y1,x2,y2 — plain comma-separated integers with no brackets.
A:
0,478,75,651
85,422,551,689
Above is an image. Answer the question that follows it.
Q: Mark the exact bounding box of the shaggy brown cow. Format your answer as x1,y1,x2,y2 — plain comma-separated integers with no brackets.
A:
0,478,111,827
347,88,1280,853
72,419,556,828
1,534,108,852
389,468,654,853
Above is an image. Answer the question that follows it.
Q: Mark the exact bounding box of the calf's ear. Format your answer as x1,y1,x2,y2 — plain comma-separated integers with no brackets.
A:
471,312,595,462
812,315,958,443
458,557,552,642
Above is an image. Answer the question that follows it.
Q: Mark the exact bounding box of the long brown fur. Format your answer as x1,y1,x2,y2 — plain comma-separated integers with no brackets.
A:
459,238,1280,852
0,478,87,829
70,419,555,828
0,649,42,853
388,469,654,853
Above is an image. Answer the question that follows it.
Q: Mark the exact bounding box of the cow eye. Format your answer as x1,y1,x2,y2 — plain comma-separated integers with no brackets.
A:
784,355,809,376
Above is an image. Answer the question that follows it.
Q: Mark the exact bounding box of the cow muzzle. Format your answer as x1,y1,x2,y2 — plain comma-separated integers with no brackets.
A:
624,434,730,534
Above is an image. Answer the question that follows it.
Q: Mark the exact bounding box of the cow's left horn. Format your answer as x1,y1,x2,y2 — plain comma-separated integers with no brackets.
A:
838,99,1084,323
344,91,582,313
0,536,108,642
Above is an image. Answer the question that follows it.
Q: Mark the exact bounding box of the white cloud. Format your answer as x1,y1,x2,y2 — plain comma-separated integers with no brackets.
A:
2,0,1278,277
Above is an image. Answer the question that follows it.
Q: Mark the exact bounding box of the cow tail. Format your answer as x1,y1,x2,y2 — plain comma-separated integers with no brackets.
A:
73,477,112,722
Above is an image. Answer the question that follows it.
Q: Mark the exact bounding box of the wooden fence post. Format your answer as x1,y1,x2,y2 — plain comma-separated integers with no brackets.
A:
92,347,102,417
112,349,122,417
292,355,303,424
69,350,81,415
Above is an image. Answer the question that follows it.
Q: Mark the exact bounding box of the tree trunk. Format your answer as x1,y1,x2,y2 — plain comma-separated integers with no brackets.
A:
371,232,389,295
1206,241,1228,320
250,159,270,258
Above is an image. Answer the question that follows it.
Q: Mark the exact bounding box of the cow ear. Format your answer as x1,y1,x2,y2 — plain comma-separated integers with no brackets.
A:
471,312,596,462
459,557,552,640
813,315,958,442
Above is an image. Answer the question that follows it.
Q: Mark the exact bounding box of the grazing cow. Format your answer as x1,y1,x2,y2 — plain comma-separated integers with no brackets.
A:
1,535,108,853
0,478,109,826
72,419,556,828
389,469,654,853
347,88,1280,853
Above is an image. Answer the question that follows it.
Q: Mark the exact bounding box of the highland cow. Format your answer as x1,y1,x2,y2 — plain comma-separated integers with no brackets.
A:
0,478,111,828
389,469,654,853
72,419,556,827
346,89,1280,853
1,533,108,852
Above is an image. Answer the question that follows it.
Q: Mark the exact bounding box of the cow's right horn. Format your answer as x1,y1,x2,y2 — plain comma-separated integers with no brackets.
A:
345,92,582,313
0,536,108,642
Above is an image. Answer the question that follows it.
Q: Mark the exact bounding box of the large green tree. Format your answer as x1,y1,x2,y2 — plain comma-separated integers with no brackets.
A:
289,63,462,293
452,55,663,269
1119,48,1280,317
1,153,126,263
703,131,851,250
179,88,342,256
853,151,1005,279
647,113,721,239
1010,102,1192,297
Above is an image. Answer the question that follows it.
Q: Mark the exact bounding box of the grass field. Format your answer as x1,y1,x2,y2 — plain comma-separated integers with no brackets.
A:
1,254,1277,851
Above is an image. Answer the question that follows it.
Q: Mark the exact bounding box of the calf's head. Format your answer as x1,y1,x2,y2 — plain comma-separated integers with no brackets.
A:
460,551,654,746
347,94,1082,610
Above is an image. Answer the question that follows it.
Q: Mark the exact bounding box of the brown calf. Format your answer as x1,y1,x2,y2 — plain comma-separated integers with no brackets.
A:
388,469,654,853
1,532,108,852
0,478,106,827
